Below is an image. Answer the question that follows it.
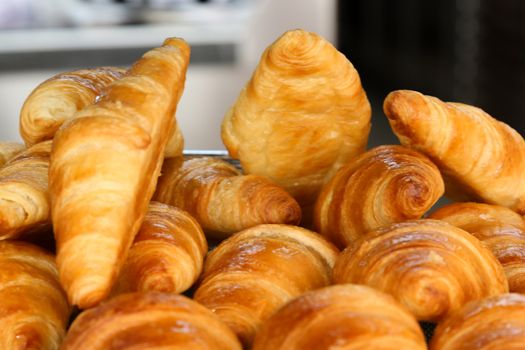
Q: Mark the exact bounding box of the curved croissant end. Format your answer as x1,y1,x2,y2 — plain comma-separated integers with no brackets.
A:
0,241,70,350
430,293,525,350
253,284,426,350
333,219,508,322
113,202,207,295
384,89,525,213
222,29,371,206
0,142,25,167
194,224,338,347
154,157,301,239
430,202,525,293
61,292,242,350
314,145,444,248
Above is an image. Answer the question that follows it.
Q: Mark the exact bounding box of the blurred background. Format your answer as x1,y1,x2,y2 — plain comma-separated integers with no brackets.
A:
0,0,523,149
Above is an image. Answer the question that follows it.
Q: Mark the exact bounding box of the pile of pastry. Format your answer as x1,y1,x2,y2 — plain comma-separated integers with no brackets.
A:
1,29,525,350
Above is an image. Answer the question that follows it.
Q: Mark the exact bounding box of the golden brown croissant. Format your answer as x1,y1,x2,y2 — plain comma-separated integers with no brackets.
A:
154,157,302,239
0,241,70,350
61,292,242,350
113,201,207,295
333,219,508,322
314,145,444,248
49,38,190,309
221,29,371,206
19,67,125,146
430,293,525,349
0,140,51,240
252,284,426,350
430,202,525,293
384,89,525,213
0,142,25,167
193,224,338,347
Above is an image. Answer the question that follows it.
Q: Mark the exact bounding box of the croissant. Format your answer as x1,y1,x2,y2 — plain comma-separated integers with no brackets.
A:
154,157,301,239
49,38,190,309
384,89,525,213
252,284,426,350
113,201,207,295
430,202,525,293
221,29,371,206
0,241,70,350
0,142,25,167
19,67,125,146
61,292,242,350
193,224,338,347
333,219,508,322
0,140,51,240
430,293,525,349
314,145,444,248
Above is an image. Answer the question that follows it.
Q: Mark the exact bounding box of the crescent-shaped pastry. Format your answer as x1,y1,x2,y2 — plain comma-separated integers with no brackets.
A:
0,142,25,167
49,38,190,309
0,140,51,240
0,241,70,350
193,224,338,347
154,157,301,239
314,145,444,248
19,67,125,147
384,89,525,213
113,201,207,295
222,29,371,206
61,292,242,350
252,284,426,350
430,293,525,349
430,202,525,293
333,219,508,322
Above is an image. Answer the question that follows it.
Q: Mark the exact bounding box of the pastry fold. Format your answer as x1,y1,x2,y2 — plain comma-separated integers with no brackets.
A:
430,294,525,350
314,145,444,248
430,202,525,293
0,140,51,240
0,241,70,350
384,90,525,213
193,224,338,347
0,142,25,167
333,219,508,322
252,284,426,350
61,292,242,350
49,38,190,309
222,29,371,206
154,157,301,239
113,201,207,295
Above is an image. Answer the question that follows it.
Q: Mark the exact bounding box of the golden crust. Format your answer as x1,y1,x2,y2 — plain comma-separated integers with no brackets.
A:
384,90,525,213
252,284,426,350
221,29,371,205
49,38,190,309
61,292,242,350
314,145,444,248
333,219,508,322
193,224,339,347
0,142,25,167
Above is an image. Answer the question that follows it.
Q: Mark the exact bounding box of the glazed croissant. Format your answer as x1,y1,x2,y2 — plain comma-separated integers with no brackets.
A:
19,67,125,146
384,90,525,213
154,157,302,239
430,202,525,293
49,38,190,309
314,145,444,248
0,140,51,240
333,219,508,322
0,241,70,350
222,29,371,206
61,292,242,350
113,201,207,295
0,142,25,167
252,284,426,350
430,293,525,350
193,224,338,346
